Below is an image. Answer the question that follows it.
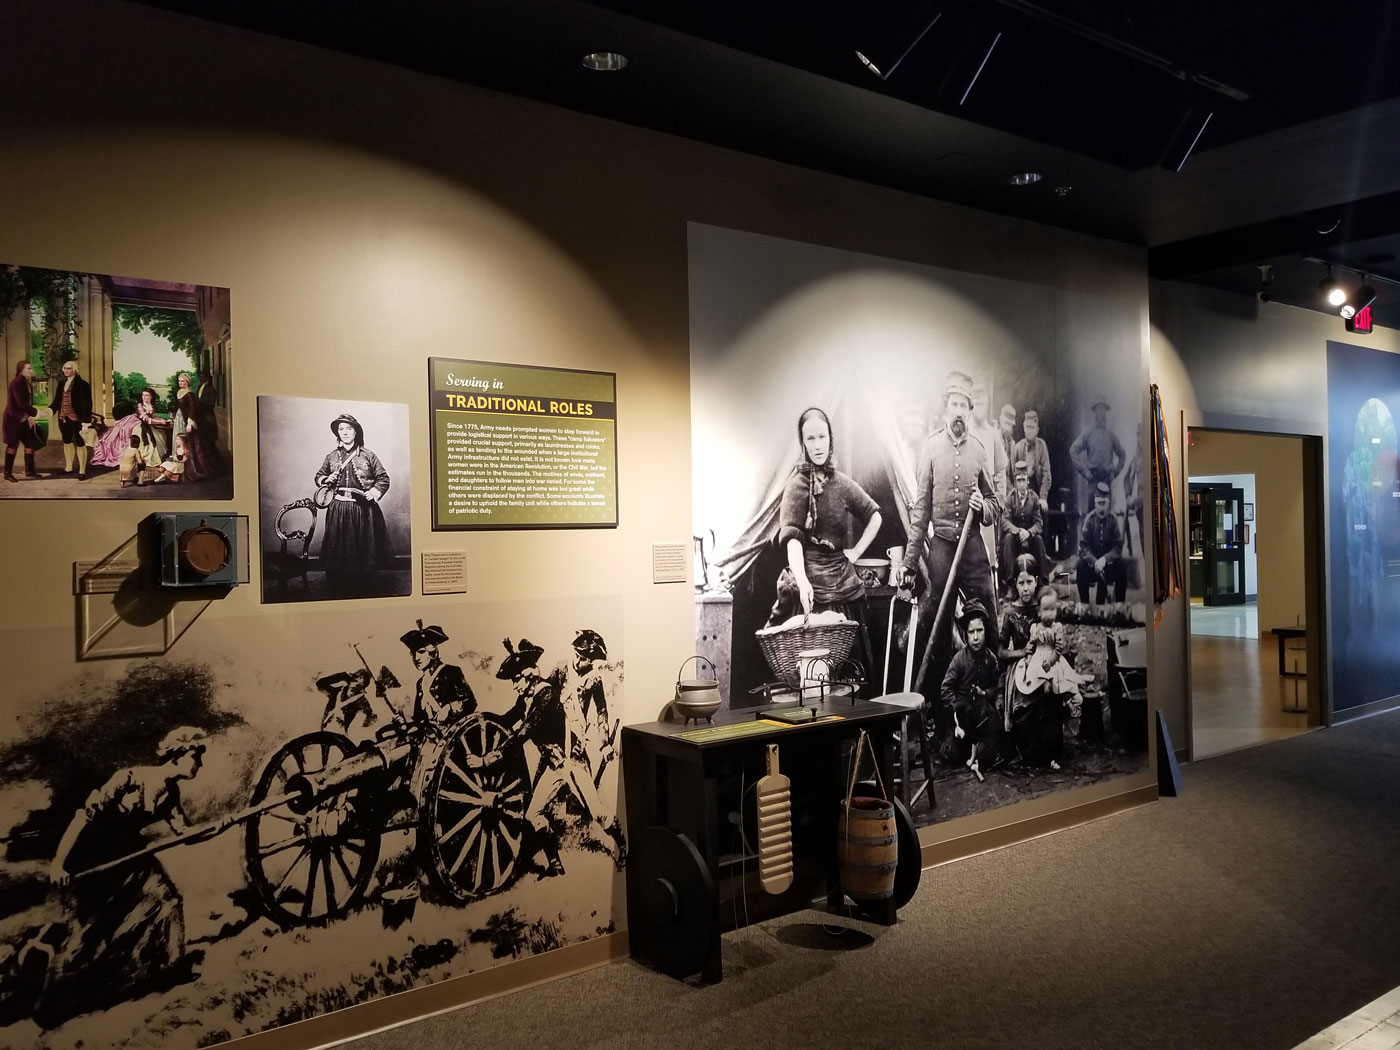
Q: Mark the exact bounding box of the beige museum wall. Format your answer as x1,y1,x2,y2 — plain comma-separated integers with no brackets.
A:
0,0,1156,1039
0,4,1152,765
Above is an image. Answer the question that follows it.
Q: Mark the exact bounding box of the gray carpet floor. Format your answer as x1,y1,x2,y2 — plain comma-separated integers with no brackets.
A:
348,712,1400,1050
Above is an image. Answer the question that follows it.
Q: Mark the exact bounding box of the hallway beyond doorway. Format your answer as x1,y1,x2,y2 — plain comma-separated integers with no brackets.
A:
1191,628,1309,758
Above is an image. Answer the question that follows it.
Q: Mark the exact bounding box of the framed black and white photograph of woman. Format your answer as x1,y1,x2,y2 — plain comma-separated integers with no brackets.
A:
257,395,412,603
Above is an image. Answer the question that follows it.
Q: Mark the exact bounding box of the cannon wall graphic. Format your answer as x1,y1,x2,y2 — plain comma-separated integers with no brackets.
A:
0,597,624,1050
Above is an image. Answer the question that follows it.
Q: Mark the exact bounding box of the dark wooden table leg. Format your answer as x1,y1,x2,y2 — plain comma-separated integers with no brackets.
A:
671,757,723,983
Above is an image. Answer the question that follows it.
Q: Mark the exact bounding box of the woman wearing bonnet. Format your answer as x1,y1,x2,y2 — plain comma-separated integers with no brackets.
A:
768,406,883,670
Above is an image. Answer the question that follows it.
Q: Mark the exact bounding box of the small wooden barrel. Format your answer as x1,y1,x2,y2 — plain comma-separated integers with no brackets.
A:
836,796,898,900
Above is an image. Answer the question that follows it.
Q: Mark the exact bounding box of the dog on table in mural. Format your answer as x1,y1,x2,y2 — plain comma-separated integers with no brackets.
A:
497,637,626,876
0,728,235,1027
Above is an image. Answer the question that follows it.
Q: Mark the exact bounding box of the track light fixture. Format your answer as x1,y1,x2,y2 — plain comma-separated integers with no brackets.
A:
1318,267,1346,307
1339,283,1377,320
1159,104,1213,173
855,5,942,81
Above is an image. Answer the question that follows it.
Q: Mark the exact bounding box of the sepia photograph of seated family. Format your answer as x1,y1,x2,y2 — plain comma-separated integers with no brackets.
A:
694,368,1150,825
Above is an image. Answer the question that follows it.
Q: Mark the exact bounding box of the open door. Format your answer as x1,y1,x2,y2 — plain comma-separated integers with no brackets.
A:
1190,482,1246,605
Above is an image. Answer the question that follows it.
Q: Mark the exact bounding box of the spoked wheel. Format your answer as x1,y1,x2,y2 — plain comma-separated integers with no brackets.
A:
244,731,382,928
419,713,531,901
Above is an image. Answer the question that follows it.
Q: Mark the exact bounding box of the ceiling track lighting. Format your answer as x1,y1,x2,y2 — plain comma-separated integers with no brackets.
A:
936,27,1001,106
1318,266,1346,307
1305,258,1398,327
1158,104,1213,173
1339,282,1377,320
855,5,942,81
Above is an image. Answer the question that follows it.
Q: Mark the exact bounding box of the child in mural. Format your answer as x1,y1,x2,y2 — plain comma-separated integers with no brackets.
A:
939,601,1003,781
34,728,231,1024
1007,587,1094,767
997,555,1041,670
117,433,148,486
152,432,189,483
496,639,626,876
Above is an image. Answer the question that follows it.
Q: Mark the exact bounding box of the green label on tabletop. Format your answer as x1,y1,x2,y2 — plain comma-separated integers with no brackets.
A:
676,719,793,743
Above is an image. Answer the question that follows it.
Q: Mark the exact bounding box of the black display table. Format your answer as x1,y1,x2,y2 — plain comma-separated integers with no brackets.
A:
622,698,918,983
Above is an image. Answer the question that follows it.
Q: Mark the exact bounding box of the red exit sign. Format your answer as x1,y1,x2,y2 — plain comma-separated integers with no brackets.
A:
1346,304,1373,334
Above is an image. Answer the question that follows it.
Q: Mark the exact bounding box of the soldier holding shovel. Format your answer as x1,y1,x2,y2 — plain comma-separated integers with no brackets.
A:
898,372,1002,753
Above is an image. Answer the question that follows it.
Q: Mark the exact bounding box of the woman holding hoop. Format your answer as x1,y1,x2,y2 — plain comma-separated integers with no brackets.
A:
316,413,392,595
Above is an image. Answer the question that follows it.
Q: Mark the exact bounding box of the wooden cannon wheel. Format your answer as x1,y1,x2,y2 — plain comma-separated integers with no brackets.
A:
416,713,532,902
243,732,383,928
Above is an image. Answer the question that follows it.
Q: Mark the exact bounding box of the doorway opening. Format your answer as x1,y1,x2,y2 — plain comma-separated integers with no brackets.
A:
1186,428,1321,758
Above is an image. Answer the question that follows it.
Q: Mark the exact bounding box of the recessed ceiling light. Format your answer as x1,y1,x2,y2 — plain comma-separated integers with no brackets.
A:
582,52,628,71
1007,172,1042,186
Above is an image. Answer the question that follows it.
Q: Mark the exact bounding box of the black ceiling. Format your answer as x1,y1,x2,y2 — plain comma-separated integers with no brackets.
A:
138,0,1400,327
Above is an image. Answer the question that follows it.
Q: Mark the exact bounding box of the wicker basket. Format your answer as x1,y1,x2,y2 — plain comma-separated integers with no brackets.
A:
756,619,859,687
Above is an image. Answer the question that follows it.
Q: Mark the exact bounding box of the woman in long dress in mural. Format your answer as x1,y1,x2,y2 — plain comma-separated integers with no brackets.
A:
771,406,883,671
316,413,393,596
169,372,220,481
91,387,168,469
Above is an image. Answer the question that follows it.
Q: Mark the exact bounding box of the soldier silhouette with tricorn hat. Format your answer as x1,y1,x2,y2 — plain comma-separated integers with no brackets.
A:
399,619,476,725
498,637,626,878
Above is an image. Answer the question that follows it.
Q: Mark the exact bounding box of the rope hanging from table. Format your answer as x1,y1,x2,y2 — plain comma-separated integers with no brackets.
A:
1150,383,1184,610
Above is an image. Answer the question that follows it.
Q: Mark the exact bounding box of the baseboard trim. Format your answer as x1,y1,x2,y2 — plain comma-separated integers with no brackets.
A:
225,930,630,1050
919,783,1158,869
1332,692,1400,724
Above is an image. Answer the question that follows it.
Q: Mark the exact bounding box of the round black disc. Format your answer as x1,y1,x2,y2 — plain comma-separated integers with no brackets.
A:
630,826,716,978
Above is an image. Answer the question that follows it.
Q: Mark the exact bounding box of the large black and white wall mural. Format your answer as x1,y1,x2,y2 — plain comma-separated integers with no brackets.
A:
689,224,1149,827
1326,339,1400,712
0,597,625,1049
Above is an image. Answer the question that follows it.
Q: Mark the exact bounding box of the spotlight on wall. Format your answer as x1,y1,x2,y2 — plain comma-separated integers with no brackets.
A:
855,6,942,80
1339,283,1377,320
1318,267,1347,307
